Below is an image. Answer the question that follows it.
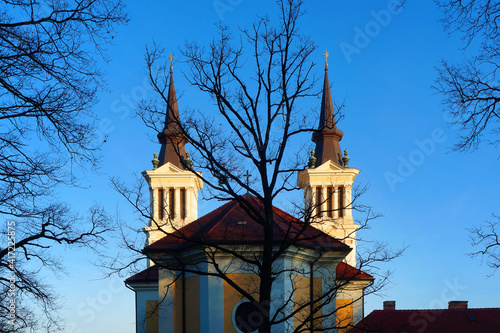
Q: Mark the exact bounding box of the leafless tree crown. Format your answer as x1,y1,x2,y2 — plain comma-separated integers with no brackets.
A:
0,1,127,331
433,0,500,152
116,1,404,333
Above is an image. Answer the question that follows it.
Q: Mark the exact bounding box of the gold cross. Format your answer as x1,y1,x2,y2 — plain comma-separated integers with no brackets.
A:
323,50,329,68
168,54,173,70
244,170,251,187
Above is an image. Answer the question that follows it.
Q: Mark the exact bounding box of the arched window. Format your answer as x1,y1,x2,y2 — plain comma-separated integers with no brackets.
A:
327,186,334,217
180,188,186,219
315,186,322,217
168,188,175,218
338,186,344,218
158,188,164,220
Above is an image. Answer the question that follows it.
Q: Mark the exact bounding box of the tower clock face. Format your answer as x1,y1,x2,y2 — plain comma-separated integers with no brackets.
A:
233,300,260,333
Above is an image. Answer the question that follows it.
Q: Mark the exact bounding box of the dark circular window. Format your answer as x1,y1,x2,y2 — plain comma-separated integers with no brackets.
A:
233,300,261,333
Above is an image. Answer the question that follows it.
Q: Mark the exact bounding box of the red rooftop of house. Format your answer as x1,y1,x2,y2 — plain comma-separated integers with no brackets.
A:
348,300,500,333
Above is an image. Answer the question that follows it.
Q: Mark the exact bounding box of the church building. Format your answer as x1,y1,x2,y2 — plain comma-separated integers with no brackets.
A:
126,57,373,333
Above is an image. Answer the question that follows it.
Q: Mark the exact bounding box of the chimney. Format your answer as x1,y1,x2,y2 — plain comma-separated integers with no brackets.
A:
448,301,468,309
383,301,396,310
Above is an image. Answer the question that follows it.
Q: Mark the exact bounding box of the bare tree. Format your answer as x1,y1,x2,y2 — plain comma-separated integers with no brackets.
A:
469,215,500,274
433,0,500,152
426,0,500,274
0,1,126,332
115,1,402,332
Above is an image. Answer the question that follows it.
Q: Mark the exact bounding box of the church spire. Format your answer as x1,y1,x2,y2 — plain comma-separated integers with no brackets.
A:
157,55,187,169
312,51,344,166
297,53,360,267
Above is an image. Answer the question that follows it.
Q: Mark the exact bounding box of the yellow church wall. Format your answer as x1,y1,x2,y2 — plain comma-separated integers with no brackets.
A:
293,275,322,331
173,275,200,333
336,298,353,333
223,273,260,333
145,300,159,333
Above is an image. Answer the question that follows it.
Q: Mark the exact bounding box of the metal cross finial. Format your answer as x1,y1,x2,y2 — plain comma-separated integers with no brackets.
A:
323,50,329,68
168,54,173,70
244,170,251,187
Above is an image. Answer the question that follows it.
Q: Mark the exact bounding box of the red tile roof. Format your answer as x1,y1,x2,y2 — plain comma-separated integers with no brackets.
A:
348,308,500,333
125,265,158,284
126,262,371,285
127,196,375,285
146,195,350,253
336,262,373,280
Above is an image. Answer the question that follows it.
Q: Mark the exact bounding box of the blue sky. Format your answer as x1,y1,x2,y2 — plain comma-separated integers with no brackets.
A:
52,1,500,331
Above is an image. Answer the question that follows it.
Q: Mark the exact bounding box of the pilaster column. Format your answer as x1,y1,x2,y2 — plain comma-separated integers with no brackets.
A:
311,186,317,219
192,187,198,220
304,187,312,216
346,185,352,216
158,269,176,333
200,273,224,332
174,187,180,220
322,186,327,218
316,263,337,333
333,187,339,219
165,188,171,220
153,188,159,221
149,188,154,224
185,186,192,221
270,258,290,332
161,188,168,223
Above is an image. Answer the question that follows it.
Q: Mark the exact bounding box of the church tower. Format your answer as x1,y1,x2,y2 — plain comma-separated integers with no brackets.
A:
142,56,203,247
297,53,360,266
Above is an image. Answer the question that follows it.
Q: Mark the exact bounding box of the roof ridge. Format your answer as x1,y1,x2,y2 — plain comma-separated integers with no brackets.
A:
196,199,242,239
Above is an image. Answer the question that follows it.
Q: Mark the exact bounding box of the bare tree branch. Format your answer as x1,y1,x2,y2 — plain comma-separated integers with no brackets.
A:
0,1,127,331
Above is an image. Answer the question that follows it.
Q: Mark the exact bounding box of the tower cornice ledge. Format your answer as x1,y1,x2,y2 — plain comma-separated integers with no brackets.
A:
142,162,204,191
297,160,360,188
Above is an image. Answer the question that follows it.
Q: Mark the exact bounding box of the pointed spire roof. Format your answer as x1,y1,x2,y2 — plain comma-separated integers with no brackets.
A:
312,53,344,166
157,56,187,169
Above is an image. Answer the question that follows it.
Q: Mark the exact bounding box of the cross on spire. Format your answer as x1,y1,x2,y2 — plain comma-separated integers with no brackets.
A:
244,170,251,187
168,54,174,70
323,50,329,68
